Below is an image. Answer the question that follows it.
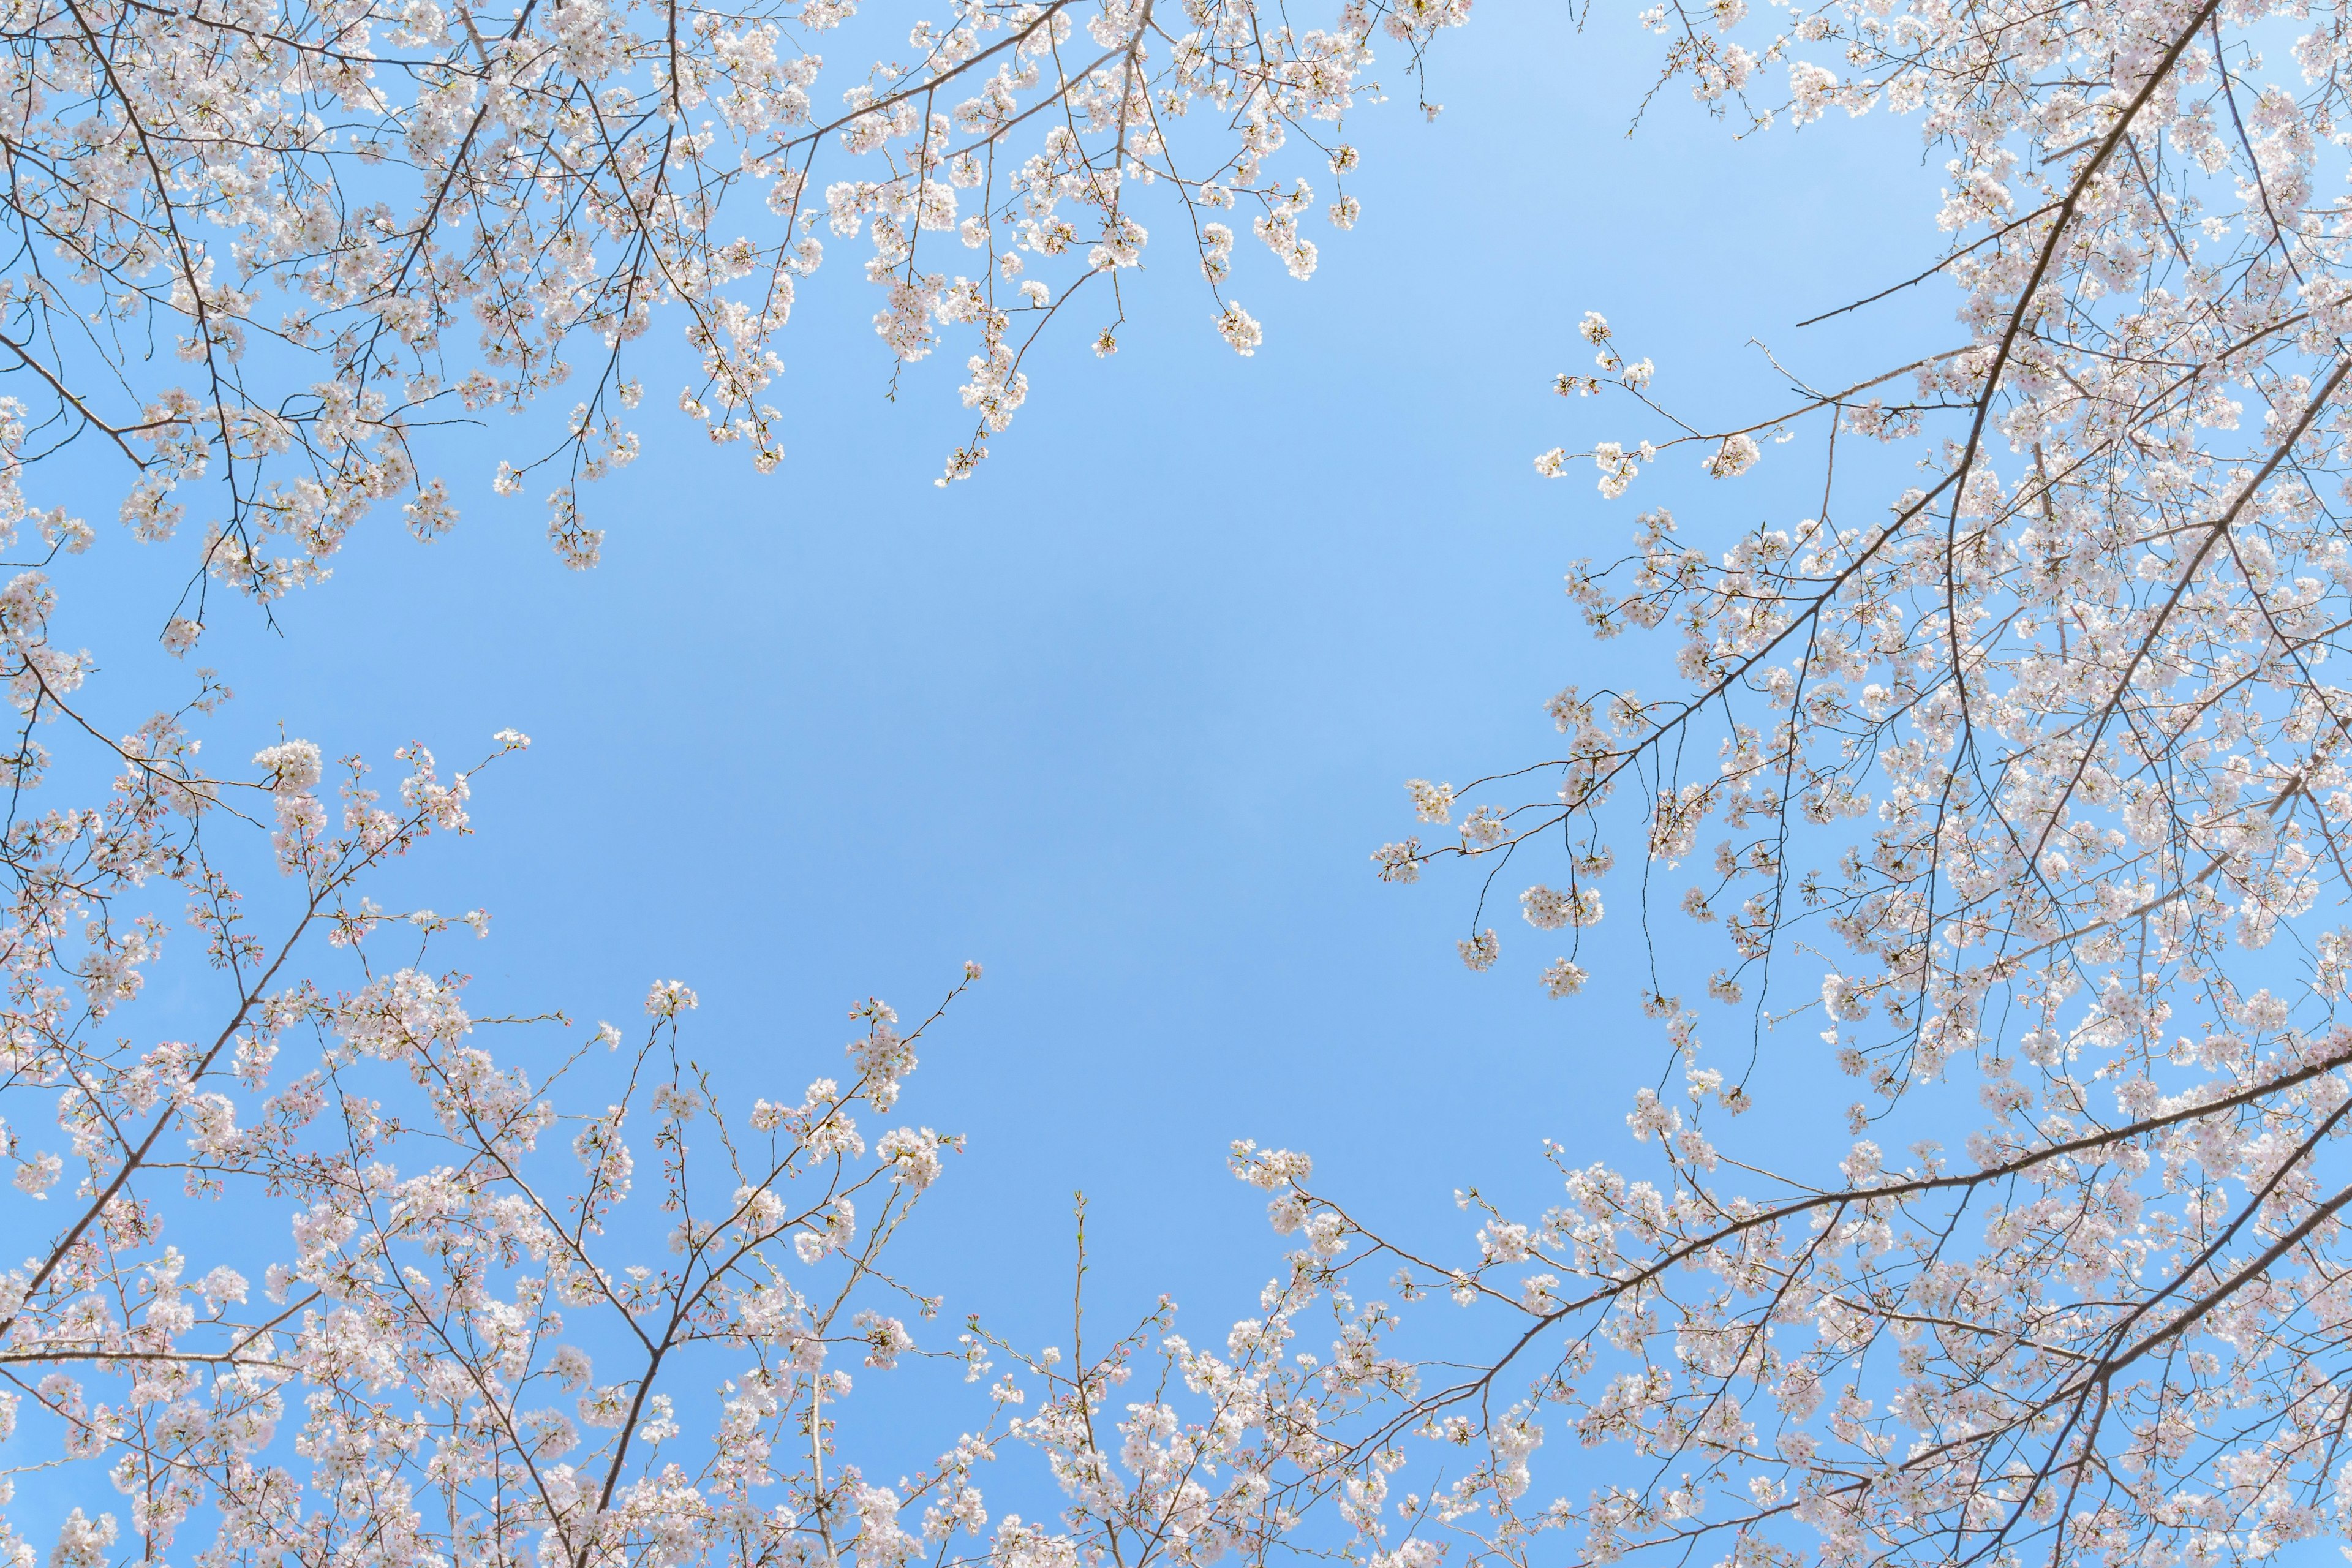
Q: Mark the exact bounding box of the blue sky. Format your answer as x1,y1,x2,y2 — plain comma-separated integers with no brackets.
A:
48,0,1965,1499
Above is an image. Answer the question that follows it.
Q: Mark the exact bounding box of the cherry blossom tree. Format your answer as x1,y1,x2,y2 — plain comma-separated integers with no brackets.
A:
0,0,1480,1555
48,0,2352,1559
0,0,1499,1553
0,666,1384,1566
1306,0,2352,1563
0,0,1466,613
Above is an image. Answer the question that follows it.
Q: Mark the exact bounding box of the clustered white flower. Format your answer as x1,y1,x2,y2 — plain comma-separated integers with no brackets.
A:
0,0,1469,596
1354,0,2352,1558
39,0,2352,1558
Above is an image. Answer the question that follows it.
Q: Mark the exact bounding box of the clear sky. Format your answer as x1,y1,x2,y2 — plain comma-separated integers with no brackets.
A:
52,0,1964,1504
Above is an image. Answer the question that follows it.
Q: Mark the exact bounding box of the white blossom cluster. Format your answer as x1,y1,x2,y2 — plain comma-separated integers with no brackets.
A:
1354,0,2352,1560
39,0,2352,1556
0,0,1462,1550
0,709,1374,1568
0,534,1381,1568
0,0,1468,606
